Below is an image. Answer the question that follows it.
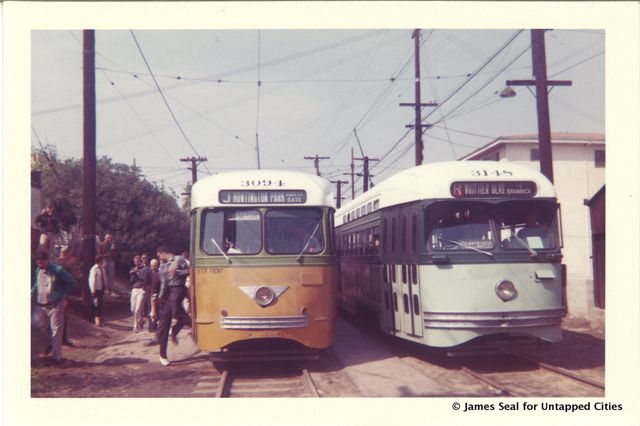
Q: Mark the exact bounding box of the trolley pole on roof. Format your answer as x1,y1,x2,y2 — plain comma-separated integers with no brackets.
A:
81,29,96,313
304,155,330,177
400,29,438,166
180,156,208,184
330,180,348,209
505,29,572,183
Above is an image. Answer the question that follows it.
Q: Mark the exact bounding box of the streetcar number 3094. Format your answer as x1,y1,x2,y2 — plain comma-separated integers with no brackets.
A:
240,179,286,187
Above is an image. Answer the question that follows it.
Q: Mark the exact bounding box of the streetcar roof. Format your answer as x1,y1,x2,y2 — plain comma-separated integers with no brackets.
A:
191,169,335,209
336,161,556,219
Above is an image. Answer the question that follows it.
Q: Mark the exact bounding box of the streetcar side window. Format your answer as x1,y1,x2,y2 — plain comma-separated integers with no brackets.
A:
201,209,262,255
391,217,396,253
382,218,388,255
401,215,407,253
411,214,417,252
265,208,325,255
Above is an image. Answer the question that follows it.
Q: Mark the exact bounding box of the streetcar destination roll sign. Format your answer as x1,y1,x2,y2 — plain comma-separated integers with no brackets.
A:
450,181,537,198
219,189,307,204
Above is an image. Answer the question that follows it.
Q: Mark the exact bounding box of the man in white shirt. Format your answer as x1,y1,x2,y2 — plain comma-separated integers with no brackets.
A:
88,255,107,327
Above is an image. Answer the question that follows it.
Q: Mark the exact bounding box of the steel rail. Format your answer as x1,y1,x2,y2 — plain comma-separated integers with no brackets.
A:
513,353,605,389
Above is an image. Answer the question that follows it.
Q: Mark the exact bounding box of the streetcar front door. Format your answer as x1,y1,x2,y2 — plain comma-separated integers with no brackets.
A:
397,264,415,336
408,264,423,337
390,264,403,334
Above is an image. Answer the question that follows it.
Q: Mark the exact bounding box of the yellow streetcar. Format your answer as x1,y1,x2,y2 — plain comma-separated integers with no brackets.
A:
189,170,337,360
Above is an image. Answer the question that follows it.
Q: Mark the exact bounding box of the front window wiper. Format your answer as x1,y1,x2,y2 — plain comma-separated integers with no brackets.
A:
509,234,539,257
296,223,321,261
210,237,232,264
438,236,494,259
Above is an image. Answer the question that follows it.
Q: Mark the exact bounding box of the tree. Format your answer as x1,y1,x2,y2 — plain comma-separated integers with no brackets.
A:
32,145,190,280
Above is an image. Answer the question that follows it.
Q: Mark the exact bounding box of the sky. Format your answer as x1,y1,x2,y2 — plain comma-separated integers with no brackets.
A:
31,28,605,200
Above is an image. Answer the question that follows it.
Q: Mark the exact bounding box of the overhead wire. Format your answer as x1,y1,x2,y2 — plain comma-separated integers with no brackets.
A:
33,30,389,117
98,68,180,167
369,30,526,180
129,30,211,174
255,30,262,169
324,31,420,173
312,31,385,152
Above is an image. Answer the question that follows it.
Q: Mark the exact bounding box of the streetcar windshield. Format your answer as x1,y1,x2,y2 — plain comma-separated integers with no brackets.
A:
496,200,558,250
202,209,262,255
427,202,495,251
426,201,559,252
265,208,324,255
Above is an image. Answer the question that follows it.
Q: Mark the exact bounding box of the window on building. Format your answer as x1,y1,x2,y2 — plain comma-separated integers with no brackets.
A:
484,151,500,161
530,148,540,161
595,150,605,168
373,200,380,211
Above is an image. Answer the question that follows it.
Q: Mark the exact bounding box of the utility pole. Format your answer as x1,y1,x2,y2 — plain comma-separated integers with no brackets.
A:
304,155,330,177
180,156,208,184
330,180,348,209
505,29,571,183
81,29,96,312
400,29,438,166
354,156,379,193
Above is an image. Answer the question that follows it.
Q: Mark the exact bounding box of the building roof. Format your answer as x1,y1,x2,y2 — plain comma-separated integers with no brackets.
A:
459,132,605,161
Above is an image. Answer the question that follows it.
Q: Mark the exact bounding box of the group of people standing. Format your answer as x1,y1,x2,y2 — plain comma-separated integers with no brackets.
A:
127,247,192,367
33,207,192,367
87,242,193,367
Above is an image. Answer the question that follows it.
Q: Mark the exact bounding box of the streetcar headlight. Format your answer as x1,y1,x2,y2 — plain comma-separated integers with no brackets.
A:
254,286,275,307
495,280,517,302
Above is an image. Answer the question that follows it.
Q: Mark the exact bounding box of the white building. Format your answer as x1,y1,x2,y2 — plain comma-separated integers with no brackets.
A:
459,133,605,327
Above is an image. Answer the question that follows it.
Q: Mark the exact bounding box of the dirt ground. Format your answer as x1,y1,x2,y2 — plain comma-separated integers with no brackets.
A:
31,292,604,398
31,293,211,398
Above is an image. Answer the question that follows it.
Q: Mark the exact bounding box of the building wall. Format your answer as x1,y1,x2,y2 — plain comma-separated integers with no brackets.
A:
499,142,605,319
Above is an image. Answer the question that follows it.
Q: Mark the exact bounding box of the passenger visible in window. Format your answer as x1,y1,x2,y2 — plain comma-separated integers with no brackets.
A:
224,238,242,254
293,223,322,254
517,211,551,249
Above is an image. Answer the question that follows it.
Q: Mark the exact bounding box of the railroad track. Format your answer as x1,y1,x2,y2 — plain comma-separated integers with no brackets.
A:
193,364,320,398
215,367,320,397
455,353,604,397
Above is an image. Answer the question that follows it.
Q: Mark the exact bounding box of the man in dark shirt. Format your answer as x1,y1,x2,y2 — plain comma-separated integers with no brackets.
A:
129,255,151,333
34,204,59,257
97,234,116,295
155,246,192,366
31,251,75,364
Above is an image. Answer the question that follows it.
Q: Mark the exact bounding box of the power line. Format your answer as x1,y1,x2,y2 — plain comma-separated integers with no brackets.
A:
34,30,389,117
429,42,532,128
324,31,420,170
98,68,179,167
421,30,525,126
129,30,210,174
255,30,262,169
550,50,604,78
